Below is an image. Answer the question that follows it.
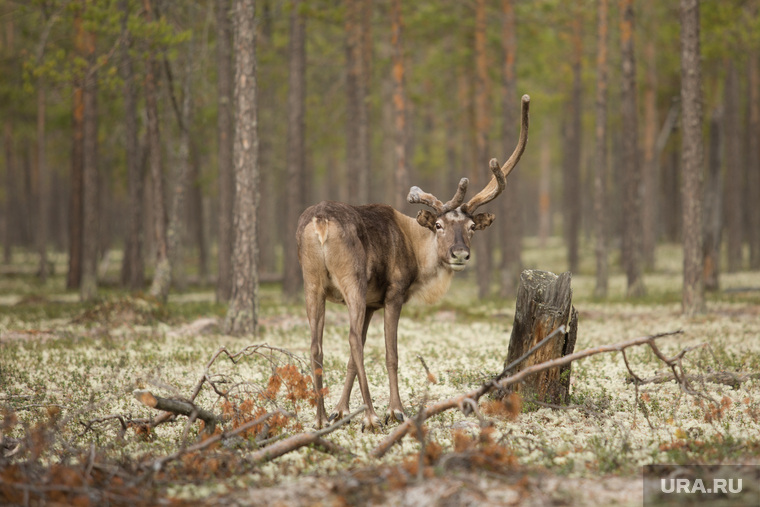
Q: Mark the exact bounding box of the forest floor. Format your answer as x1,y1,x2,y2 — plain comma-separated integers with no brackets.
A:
2,239,760,506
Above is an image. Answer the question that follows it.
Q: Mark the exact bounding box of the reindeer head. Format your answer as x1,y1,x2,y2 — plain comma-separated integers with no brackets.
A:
407,95,530,272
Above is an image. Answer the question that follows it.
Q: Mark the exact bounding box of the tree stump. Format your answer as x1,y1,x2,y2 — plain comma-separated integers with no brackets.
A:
500,269,578,404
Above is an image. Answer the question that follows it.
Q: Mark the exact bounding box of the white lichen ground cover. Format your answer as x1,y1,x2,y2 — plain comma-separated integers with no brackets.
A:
1,242,760,505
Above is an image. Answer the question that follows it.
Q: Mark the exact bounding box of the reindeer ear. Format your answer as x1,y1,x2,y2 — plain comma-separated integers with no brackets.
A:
473,213,495,230
416,210,437,230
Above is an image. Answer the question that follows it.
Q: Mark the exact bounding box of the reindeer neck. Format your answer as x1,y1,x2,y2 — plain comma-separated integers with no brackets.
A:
393,211,436,268
394,210,453,305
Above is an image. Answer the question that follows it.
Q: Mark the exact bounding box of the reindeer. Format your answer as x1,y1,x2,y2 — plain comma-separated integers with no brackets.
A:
297,95,530,430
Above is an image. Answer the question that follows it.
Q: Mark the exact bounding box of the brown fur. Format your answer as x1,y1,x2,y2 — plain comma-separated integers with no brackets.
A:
297,201,488,429
297,95,529,429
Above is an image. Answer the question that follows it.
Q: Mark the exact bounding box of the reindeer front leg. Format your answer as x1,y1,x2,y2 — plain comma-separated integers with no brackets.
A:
384,298,407,423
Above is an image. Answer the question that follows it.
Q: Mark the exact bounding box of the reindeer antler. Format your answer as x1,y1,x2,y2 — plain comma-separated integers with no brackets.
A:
441,178,469,212
462,94,530,214
407,178,469,215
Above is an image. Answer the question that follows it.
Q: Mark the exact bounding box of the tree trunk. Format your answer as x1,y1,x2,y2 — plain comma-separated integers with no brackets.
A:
145,73,168,298
499,0,522,298
189,142,208,281
224,0,260,336
3,121,14,264
500,270,578,404
641,2,658,270
36,79,48,282
748,53,760,269
143,0,169,301
563,13,582,275
344,0,370,205
723,61,743,273
282,0,306,300
2,15,13,264
390,0,408,210
80,30,99,302
50,167,66,250
152,53,193,302
21,143,34,247
649,99,681,242
68,12,86,290
474,0,491,299
538,126,552,249
345,0,359,203
593,0,609,298
120,4,144,291
680,0,705,315
619,0,645,297
216,0,234,303
703,107,722,292
361,0,373,202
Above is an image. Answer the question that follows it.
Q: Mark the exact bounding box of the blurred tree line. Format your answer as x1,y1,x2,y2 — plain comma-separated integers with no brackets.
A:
1,0,759,321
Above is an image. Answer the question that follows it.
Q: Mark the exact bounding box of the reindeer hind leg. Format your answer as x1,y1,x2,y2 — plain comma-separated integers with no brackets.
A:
305,285,329,429
331,307,374,422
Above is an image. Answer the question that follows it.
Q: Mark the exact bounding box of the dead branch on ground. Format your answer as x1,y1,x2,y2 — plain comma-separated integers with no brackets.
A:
245,406,366,464
148,410,287,471
78,414,129,439
371,329,686,458
134,389,218,433
146,343,308,429
311,437,354,458
626,370,760,388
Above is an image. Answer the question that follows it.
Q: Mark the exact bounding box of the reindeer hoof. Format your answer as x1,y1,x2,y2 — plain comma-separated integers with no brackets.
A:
313,418,330,430
384,410,406,425
361,414,383,433
328,407,349,423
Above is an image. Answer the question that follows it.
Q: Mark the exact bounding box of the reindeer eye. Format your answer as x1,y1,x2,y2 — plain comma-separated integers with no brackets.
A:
469,223,476,231
435,222,443,231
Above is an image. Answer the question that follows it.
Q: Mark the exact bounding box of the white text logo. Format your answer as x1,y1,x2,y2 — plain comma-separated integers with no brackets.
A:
661,478,742,494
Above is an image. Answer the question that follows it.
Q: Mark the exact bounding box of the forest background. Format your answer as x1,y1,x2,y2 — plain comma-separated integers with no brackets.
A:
1,0,759,318
3,1,760,504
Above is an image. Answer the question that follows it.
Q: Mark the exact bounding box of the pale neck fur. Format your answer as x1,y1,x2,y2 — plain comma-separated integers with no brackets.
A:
394,210,454,304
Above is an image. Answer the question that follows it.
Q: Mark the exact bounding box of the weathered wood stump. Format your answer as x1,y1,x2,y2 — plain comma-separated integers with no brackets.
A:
499,269,578,404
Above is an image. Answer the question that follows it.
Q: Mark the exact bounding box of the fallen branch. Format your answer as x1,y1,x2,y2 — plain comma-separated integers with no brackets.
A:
621,349,655,429
148,410,286,471
645,341,718,405
134,390,218,433
723,286,760,293
189,343,307,399
311,437,354,458
79,414,128,439
246,406,366,464
148,343,306,429
627,371,760,388
371,330,684,458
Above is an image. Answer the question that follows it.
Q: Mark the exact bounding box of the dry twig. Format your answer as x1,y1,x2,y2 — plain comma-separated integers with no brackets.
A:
148,343,306,429
245,405,367,464
134,389,218,433
627,370,760,388
148,410,286,471
417,355,437,384
371,329,684,458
